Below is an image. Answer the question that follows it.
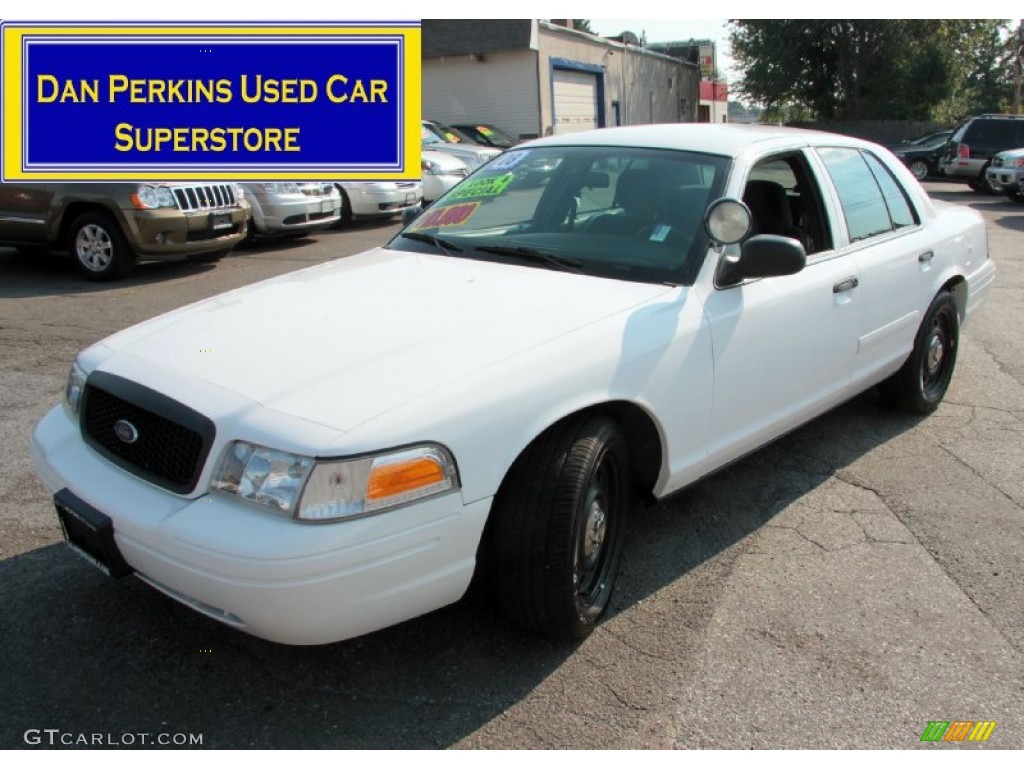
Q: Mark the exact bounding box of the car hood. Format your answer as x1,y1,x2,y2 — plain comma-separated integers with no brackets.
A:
421,149,468,172
97,248,673,434
424,142,501,167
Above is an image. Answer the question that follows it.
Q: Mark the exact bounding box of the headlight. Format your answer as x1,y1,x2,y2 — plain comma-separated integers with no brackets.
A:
210,442,314,514
63,360,87,418
422,159,444,176
210,441,458,522
232,183,247,202
131,184,177,209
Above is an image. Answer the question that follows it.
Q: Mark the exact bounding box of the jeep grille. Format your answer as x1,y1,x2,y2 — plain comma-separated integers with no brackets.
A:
172,184,237,212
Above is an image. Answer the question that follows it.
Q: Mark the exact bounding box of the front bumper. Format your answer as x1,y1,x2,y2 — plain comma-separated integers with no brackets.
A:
346,185,422,217
252,193,342,234
125,207,247,257
985,166,1024,193
31,405,490,645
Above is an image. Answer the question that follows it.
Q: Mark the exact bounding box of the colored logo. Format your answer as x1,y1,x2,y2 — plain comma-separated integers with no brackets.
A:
920,720,996,742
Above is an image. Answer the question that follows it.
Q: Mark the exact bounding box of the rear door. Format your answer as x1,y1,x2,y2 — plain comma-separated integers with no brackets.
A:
815,147,930,389
0,182,53,244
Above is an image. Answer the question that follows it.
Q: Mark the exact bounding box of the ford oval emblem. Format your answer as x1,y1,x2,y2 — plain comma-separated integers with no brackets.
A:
113,419,139,444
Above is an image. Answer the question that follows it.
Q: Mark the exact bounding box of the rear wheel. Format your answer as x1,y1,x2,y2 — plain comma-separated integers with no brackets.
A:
879,291,959,413
68,212,134,281
908,159,929,181
489,414,631,641
973,164,996,194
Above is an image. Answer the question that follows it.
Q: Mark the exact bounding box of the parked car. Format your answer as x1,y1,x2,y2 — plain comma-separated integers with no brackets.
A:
450,123,519,149
32,125,995,646
334,181,422,226
887,131,952,180
238,182,341,240
887,130,952,150
0,181,247,280
421,120,502,171
420,150,469,204
939,114,1024,192
984,148,1024,201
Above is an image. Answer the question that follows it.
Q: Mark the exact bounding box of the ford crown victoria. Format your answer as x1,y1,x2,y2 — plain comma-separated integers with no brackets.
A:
31,125,995,644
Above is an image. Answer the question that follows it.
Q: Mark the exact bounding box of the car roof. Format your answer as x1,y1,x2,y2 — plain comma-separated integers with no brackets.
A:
520,123,876,157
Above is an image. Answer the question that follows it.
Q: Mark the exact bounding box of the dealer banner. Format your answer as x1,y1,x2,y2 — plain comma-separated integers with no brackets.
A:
1,22,421,181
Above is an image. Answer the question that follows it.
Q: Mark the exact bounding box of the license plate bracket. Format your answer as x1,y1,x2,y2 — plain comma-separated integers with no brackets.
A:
210,212,232,230
54,489,133,578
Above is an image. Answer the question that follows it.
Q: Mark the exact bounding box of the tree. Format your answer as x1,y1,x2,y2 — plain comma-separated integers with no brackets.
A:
728,20,1013,122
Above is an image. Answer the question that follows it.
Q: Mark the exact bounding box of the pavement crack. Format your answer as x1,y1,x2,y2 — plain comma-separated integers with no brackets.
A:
937,443,1024,511
599,625,674,662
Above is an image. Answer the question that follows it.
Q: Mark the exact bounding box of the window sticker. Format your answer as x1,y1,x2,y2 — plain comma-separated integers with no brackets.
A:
410,201,480,230
649,224,672,242
446,172,514,201
478,125,494,136
487,150,530,171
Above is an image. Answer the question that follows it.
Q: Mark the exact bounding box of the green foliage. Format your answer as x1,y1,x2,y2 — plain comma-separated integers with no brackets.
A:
728,20,1015,122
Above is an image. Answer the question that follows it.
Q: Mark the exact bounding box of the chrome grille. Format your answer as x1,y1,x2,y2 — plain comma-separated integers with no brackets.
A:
172,184,237,212
299,183,333,197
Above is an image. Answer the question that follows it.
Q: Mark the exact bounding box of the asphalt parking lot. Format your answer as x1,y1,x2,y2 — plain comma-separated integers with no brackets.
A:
2,184,1022,749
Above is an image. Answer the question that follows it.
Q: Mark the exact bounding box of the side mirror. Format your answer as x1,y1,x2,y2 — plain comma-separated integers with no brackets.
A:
717,235,806,286
401,205,423,228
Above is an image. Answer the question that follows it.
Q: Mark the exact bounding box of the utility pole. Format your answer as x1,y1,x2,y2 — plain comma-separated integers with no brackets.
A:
1016,20,1023,114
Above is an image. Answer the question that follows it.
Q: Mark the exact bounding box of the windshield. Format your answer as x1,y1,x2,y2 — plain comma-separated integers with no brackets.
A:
389,145,730,285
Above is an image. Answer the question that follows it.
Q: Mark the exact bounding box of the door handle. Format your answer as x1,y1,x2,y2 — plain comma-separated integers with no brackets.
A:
832,276,859,294
919,251,935,263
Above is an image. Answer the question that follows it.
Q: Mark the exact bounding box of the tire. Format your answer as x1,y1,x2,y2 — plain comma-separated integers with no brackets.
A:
332,186,353,228
908,159,929,181
1004,188,1024,203
973,164,996,194
879,291,959,414
68,212,134,281
488,414,631,641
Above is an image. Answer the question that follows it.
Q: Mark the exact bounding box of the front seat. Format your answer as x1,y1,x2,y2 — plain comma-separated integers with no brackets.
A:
587,168,663,236
742,180,808,249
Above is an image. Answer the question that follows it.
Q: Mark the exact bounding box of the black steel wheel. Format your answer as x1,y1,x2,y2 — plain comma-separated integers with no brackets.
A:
488,414,631,641
879,291,959,414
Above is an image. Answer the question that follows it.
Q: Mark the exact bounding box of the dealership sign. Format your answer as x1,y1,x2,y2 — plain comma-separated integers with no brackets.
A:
1,22,421,181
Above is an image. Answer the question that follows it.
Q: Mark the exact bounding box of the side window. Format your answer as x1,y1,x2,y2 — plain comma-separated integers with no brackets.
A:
743,152,832,255
818,147,905,243
862,152,918,229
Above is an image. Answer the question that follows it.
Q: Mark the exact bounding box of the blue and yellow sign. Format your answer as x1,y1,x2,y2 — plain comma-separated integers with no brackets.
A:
1,22,421,181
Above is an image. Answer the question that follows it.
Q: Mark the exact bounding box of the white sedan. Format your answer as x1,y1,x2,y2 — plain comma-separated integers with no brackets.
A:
32,125,995,645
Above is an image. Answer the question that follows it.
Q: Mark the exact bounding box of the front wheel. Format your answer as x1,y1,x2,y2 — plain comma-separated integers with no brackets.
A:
908,159,929,181
1004,188,1024,202
488,414,631,641
68,212,134,281
879,291,959,413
